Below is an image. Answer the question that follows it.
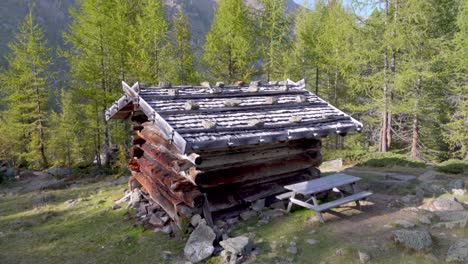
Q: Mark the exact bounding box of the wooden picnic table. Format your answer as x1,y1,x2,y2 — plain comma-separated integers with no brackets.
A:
282,173,372,223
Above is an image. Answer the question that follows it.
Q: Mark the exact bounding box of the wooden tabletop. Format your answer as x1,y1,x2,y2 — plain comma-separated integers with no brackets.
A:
284,173,362,195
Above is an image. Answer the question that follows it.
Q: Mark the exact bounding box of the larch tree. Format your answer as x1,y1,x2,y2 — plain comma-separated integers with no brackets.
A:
258,0,291,81
443,0,467,159
1,11,51,168
169,8,199,85
131,0,171,84
203,0,257,83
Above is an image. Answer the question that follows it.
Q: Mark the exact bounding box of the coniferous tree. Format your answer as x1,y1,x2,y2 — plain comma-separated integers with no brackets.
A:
203,0,257,83
1,11,51,168
258,0,291,81
131,0,171,84
169,8,199,85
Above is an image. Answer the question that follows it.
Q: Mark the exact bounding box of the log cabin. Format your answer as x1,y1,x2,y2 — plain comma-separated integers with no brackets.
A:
105,79,362,228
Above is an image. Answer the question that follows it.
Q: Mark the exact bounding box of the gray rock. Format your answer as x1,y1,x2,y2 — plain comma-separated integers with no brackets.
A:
226,217,239,226
161,225,173,234
393,229,432,251
419,215,432,225
19,170,36,178
394,220,416,228
33,194,56,205
128,190,142,209
452,189,466,195
251,199,265,211
261,209,285,220
358,251,370,264
112,204,121,210
385,174,418,183
184,223,216,263
433,197,464,211
149,215,165,227
306,239,319,245
47,167,71,178
416,183,447,196
449,179,465,190
270,200,286,210
220,236,252,255
65,199,78,207
401,195,422,205
433,220,467,229
336,248,345,256
240,210,256,221
434,210,468,222
39,179,67,190
286,246,298,254
446,239,468,262
190,214,202,227
5,168,17,177
322,159,343,167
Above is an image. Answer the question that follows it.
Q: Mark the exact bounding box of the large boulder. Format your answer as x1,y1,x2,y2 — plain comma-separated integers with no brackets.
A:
449,179,465,190
184,222,216,263
446,239,468,262
393,229,432,251
47,167,71,178
432,210,468,229
432,197,464,211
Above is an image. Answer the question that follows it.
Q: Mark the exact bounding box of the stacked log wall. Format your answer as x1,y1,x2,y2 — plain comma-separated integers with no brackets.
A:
128,122,322,227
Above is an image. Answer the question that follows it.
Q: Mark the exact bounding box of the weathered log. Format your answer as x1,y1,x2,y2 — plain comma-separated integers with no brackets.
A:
199,146,320,170
130,147,144,159
138,143,198,173
137,125,181,154
128,159,140,171
132,135,146,146
170,180,197,192
195,152,322,188
138,154,204,208
131,171,180,224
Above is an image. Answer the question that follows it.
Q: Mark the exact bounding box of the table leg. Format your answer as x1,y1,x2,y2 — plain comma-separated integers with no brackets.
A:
311,195,324,223
287,192,296,213
351,183,361,210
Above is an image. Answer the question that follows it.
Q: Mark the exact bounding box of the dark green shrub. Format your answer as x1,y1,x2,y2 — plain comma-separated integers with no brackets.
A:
436,160,468,174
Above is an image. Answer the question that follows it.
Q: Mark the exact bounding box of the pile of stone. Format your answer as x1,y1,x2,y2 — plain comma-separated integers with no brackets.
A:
114,188,178,235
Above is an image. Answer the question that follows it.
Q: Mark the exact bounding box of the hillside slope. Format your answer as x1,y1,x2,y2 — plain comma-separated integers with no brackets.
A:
0,0,299,66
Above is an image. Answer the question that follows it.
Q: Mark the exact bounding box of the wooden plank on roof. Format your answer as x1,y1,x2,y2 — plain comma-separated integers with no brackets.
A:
153,101,329,116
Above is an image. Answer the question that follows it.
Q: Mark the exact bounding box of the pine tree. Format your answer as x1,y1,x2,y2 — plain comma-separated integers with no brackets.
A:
203,0,257,83
258,0,291,81
1,11,51,168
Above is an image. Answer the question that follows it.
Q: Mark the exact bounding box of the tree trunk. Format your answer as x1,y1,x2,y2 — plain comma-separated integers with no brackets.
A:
315,66,319,95
380,0,390,152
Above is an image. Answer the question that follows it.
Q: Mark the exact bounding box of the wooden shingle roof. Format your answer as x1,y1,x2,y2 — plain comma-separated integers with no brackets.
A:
106,80,362,154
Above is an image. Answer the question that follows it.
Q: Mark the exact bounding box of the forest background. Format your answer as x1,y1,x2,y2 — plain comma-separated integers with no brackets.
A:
0,0,466,174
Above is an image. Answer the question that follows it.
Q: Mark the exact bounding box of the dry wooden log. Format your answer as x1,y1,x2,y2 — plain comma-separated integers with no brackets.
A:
137,124,181,154
132,171,181,225
170,180,197,192
128,159,140,171
195,152,322,188
138,154,204,208
138,142,200,173
132,135,146,146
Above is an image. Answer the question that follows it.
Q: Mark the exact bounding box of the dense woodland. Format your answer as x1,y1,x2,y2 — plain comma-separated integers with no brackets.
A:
0,0,466,171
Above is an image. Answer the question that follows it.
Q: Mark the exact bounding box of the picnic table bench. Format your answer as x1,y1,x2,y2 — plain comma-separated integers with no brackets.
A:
279,173,372,223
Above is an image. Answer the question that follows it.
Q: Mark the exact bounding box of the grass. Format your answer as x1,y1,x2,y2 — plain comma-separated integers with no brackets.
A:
1,174,465,264
0,177,183,264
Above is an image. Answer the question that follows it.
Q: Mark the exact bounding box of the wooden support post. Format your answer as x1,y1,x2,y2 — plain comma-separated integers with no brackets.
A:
202,194,213,227
311,195,324,223
287,192,296,212
351,183,361,210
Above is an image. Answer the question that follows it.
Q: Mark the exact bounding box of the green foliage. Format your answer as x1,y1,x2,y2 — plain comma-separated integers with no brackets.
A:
258,0,291,81
436,159,468,174
0,11,51,168
168,8,200,85
360,153,427,168
203,0,257,83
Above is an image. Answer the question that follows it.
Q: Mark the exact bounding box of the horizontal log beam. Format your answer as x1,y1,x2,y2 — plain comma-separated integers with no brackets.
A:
196,152,322,188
